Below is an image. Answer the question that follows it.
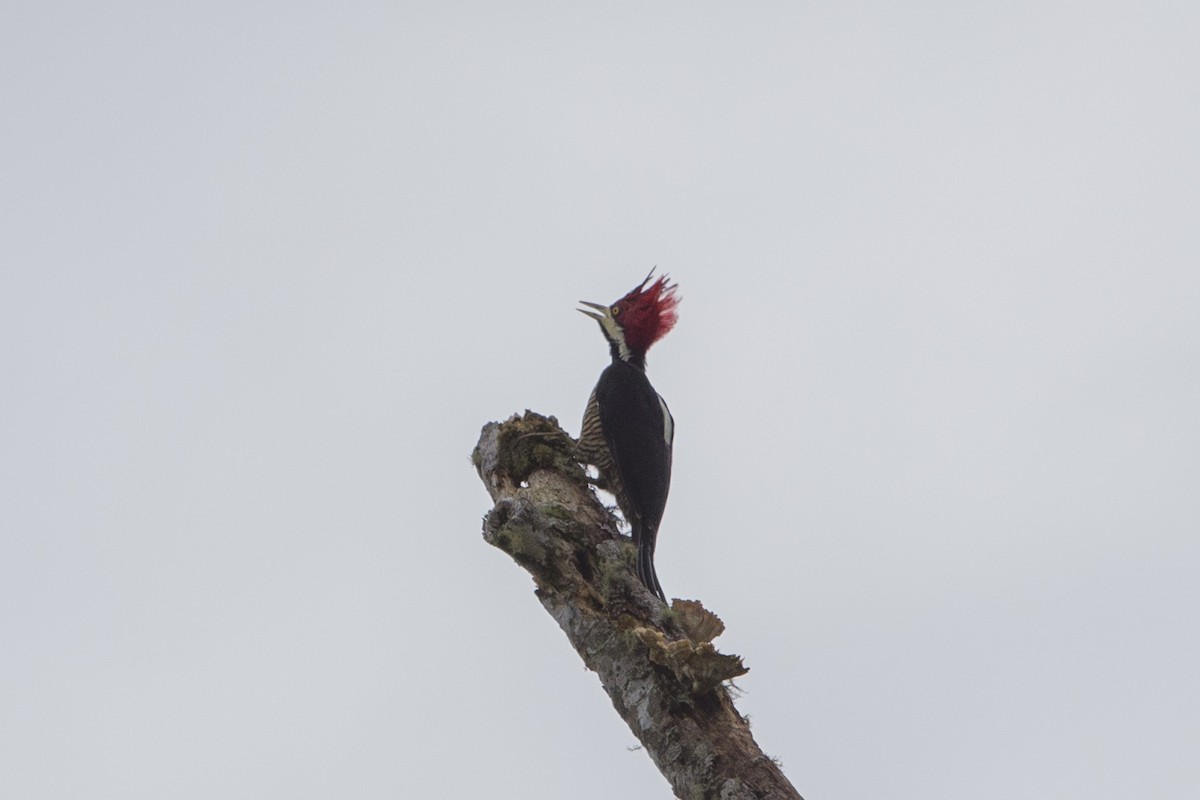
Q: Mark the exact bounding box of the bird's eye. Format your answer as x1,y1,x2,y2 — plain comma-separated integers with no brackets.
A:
611,305,621,316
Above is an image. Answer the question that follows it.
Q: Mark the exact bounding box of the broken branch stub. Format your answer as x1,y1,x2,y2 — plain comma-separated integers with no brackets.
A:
473,411,803,800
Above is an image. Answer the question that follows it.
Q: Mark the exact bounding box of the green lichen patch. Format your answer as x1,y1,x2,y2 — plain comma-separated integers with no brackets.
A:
539,502,577,524
596,540,639,599
494,520,548,567
494,411,586,487
655,604,682,628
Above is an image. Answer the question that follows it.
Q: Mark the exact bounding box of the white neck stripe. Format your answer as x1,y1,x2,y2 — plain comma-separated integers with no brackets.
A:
601,316,631,361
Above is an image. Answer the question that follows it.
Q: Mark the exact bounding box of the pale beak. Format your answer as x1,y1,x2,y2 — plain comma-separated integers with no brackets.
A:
577,300,608,322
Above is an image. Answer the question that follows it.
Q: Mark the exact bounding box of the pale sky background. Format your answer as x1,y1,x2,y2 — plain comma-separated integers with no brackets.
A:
3,3,1198,799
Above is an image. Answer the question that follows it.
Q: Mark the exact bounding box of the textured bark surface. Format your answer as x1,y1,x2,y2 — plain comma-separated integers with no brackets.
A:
473,411,803,800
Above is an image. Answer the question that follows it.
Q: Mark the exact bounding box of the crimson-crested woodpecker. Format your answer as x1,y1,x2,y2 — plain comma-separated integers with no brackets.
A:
576,273,680,603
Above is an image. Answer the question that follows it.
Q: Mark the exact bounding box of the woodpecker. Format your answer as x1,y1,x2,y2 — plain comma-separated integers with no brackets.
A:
576,273,679,603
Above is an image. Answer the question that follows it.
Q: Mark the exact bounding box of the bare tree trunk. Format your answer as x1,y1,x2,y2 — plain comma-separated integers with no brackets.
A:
473,411,803,800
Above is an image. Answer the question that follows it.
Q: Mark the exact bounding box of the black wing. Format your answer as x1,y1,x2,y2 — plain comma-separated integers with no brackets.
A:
595,361,674,534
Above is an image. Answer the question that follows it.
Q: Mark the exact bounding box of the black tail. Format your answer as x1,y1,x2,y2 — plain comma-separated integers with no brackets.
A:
634,523,667,602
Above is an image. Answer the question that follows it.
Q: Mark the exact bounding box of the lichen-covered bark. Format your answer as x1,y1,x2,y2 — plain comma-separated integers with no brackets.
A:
474,412,803,800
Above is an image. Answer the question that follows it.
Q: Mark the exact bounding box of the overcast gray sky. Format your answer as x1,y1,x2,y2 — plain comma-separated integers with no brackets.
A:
3,3,1198,798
